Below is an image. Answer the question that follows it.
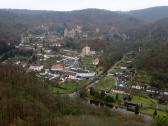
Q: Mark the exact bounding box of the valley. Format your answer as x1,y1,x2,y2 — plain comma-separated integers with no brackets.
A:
0,6,168,126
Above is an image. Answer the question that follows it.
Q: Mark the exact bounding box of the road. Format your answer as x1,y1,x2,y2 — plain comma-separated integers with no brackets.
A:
69,72,103,98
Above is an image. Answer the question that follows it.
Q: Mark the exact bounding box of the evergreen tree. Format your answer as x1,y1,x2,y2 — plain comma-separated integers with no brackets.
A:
153,109,158,119
115,94,119,101
135,105,139,115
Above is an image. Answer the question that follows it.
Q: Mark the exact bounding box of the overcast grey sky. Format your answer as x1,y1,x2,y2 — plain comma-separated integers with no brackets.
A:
0,0,168,11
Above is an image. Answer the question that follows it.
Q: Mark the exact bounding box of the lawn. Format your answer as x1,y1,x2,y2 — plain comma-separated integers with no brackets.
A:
80,56,94,70
49,80,86,94
96,77,115,91
158,104,168,111
132,95,155,107
132,95,168,111
140,108,168,116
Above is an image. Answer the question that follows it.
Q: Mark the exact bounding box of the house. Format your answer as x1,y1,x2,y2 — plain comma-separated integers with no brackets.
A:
76,72,95,79
163,91,168,95
62,50,78,57
51,64,64,71
40,69,49,76
160,90,168,96
29,65,43,72
22,63,27,68
58,78,65,83
67,68,95,80
66,71,77,80
121,67,127,70
48,72,60,78
126,51,136,59
126,60,133,64
44,49,52,53
43,54,56,60
132,85,143,90
112,86,129,94
81,46,91,57
15,61,21,65
50,43,62,47
93,58,99,65
82,34,88,38
158,95,168,103
90,51,96,55
146,86,159,93
115,69,124,75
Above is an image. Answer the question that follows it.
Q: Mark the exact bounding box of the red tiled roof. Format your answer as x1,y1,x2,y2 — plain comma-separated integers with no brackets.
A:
51,64,64,69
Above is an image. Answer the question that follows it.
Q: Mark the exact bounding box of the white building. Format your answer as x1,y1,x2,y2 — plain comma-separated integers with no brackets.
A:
81,46,91,57
132,85,143,90
76,72,95,78
121,67,127,70
29,65,43,72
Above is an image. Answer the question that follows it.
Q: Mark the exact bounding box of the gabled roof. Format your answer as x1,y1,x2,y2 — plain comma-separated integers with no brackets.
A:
51,64,64,70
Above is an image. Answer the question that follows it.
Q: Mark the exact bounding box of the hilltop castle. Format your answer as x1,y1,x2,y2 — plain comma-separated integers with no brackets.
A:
64,25,82,38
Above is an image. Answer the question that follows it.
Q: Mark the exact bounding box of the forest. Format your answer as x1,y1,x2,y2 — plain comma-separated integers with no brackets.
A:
0,64,153,126
135,41,168,89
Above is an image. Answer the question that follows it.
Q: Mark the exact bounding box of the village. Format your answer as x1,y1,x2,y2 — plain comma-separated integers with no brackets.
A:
84,51,168,117
1,2,168,125
1,24,168,118
13,26,100,79
1,25,104,93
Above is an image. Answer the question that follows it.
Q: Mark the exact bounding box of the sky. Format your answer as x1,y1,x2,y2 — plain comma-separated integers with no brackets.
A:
0,0,168,11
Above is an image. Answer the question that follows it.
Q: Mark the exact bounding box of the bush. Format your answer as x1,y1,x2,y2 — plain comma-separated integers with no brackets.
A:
105,96,114,103
154,115,168,126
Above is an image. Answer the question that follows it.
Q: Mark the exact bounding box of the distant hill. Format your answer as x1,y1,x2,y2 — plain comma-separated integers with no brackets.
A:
126,6,168,22
0,9,144,31
0,7,168,43
0,8,145,44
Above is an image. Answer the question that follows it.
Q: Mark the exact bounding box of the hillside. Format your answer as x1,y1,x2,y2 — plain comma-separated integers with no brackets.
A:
1,6,168,44
126,6,168,22
0,9,143,30
112,12,168,90
126,18,168,89
135,42,168,89
0,64,152,126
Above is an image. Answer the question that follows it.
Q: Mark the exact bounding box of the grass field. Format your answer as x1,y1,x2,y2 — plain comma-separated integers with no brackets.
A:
96,77,115,91
50,80,86,94
80,56,95,70
132,95,168,117
141,108,168,116
133,95,155,107
158,104,168,111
